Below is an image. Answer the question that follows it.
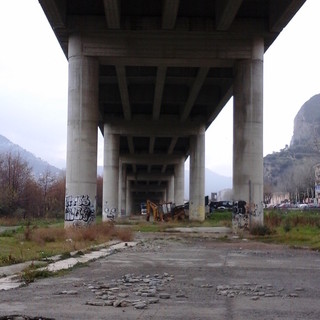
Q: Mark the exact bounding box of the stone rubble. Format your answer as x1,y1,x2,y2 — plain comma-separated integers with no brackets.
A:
84,272,178,310
215,283,304,300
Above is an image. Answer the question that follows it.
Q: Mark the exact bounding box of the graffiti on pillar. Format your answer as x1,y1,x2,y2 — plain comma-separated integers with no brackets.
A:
232,200,249,230
233,200,264,231
246,201,263,218
104,201,117,221
65,195,95,224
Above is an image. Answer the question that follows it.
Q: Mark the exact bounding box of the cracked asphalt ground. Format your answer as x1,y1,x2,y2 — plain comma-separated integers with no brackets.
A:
1,232,320,320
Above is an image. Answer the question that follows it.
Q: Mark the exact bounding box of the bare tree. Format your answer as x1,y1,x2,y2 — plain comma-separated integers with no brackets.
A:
38,167,56,216
0,152,33,215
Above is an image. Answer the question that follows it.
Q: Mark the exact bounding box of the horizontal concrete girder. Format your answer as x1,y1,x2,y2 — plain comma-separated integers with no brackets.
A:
120,154,184,165
104,116,204,136
131,186,166,193
127,173,173,181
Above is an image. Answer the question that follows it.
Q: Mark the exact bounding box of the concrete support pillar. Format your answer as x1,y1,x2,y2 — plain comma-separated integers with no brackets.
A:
167,176,174,203
120,163,127,216
233,37,264,226
65,34,99,227
102,125,120,221
126,179,132,216
189,126,205,221
174,158,185,206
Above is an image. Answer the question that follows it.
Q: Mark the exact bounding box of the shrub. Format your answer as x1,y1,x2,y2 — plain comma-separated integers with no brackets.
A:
283,220,291,233
114,227,133,242
30,227,66,244
265,212,282,229
250,224,272,236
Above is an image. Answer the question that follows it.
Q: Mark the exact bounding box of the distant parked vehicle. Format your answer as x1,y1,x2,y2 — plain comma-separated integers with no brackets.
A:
278,203,295,210
299,203,308,210
140,202,147,215
209,200,233,212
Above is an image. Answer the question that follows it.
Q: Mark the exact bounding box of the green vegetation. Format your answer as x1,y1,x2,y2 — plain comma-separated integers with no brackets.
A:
250,210,320,250
206,211,232,227
1,210,320,268
0,220,133,267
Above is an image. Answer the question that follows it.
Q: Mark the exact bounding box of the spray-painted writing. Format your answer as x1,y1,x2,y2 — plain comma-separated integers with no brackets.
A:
232,200,249,230
65,195,95,223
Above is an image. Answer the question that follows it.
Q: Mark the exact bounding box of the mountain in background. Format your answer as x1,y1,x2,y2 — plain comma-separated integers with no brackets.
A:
0,135,231,194
184,169,232,198
0,134,62,177
264,94,320,190
290,94,320,151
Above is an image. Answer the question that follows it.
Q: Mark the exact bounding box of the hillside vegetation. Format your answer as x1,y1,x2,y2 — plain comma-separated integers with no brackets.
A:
264,94,320,201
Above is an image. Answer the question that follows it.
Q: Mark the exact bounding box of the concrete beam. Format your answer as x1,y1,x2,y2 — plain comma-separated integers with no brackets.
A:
104,116,204,136
180,68,210,122
216,0,243,31
206,86,233,127
75,23,269,63
39,0,66,28
127,173,172,181
100,56,234,68
115,65,131,120
103,0,121,29
131,186,166,193
153,66,167,120
269,0,306,33
168,137,178,154
162,0,180,29
120,154,183,165
149,136,155,154
127,136,135,154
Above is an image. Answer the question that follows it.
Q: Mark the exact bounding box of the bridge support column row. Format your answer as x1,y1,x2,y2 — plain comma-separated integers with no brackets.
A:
64,37,263,225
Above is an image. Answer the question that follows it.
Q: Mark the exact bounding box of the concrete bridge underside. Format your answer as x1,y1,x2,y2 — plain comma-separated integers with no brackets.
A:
39,0,306,225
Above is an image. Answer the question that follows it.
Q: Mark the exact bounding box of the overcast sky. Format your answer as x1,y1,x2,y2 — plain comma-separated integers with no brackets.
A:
0,0,319,177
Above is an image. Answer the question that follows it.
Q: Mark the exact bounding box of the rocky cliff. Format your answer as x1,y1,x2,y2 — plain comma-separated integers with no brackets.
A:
290,94,320,152
264,94,320,192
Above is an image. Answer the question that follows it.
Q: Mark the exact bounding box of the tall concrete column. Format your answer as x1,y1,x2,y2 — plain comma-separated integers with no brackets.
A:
126,179,132,216
120,163,127,216
174,157,185,206
103,125,120,221
233,37,264,226
65,34,99,227
167,176,174,203
189,126,205,221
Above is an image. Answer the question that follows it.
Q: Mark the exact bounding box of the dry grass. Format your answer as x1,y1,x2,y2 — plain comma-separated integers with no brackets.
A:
0,216,21,226
114,226,133,242
29,227,66,245
24,222,133,245
1,221,134,266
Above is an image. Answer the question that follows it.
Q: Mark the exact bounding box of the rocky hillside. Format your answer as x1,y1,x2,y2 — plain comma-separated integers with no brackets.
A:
290,94,320,152
0,134,62,178
264,94,320,191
